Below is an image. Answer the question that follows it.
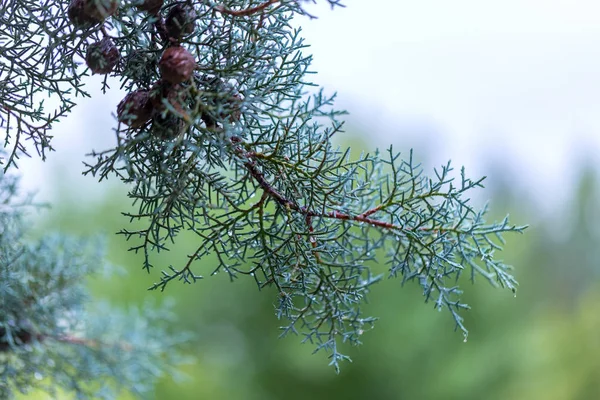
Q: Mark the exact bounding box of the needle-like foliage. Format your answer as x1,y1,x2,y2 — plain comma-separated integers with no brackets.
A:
1,0,526,375
0,171,186,399
0,0,89,169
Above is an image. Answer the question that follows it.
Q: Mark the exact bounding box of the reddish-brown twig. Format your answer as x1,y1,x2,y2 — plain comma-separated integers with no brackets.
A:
234,141,403,232
215,0,280,17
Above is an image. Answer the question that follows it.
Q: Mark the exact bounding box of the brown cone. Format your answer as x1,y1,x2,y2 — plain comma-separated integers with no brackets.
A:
165,4,197,41
83,0,119,21
136,0,163,14
150,81,187,116
117,90,154,128
226,94,243,122
151,114,185,140
159,46,196,84
68,0,102,29
195,75,243,125
86,38,120,75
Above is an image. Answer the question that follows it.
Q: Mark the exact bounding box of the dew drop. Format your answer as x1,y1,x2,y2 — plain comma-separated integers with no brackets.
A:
227,230,233,236
34,372,43,381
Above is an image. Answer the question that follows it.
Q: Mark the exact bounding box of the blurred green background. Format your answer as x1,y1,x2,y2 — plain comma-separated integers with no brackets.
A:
31,135,600,400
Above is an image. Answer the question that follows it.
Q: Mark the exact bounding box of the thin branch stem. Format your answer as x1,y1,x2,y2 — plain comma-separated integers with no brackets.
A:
215,0,280,17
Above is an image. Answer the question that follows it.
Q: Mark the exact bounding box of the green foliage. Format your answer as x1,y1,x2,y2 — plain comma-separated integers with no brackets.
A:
1,0,525,393
44,166,599,400
0,172,186,399
0,0,86,169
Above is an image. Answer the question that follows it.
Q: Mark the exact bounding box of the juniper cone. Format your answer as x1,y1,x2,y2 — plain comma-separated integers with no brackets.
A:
1,0,527,389
165,4,197,40
83,0,119,21
85,38,119,74
151,113,185,140
227,94,243,122
68,0,101,28
159,46,196,84
195,75,242,125
117,89,154,128
136,0,163,14
201,93,242,126
150,81,186,116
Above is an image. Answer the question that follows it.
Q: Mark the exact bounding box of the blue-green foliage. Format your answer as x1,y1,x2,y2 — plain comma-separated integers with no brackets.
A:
0,172,186,399
1,0,525,380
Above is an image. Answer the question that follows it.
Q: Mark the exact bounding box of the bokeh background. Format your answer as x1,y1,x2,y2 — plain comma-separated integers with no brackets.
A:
16,1,600,398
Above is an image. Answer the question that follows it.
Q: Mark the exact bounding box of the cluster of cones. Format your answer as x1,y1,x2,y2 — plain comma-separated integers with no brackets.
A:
68,0,242,139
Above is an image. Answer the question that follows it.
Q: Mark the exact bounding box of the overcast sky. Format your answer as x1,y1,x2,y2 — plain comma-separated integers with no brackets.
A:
300,0,600,212
15,0,600,215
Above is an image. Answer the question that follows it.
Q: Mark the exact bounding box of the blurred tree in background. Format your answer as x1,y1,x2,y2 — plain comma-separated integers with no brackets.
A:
29,140,598,400
2,0,527,397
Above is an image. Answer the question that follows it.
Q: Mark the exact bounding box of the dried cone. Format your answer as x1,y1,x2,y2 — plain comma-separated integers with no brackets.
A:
201,94,242,127
165,4,197,40
117,90,154,128
151,114,185,140
86,38,120,75
83,0,119,21
68,0,101,29
196,75,243,125
224,94,242,122
136,0,163,14
219,93,242,122
150,81,187,116
159,47,196,84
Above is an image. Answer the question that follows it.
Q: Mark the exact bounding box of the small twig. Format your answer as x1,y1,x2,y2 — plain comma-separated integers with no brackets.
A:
53,334,134,352
235,142,401,231
232,139,463,237
215,0,280,17
153,15,169,44
305,214,322,262
357,204,384,219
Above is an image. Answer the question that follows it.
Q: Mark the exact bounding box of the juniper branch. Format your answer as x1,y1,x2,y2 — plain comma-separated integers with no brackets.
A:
1,0,527,372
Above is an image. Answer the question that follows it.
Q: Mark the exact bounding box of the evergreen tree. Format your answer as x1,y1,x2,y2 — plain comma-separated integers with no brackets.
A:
0,0,526,397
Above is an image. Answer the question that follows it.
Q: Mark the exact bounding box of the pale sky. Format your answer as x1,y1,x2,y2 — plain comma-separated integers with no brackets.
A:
15,0,600,216
298,0,600,213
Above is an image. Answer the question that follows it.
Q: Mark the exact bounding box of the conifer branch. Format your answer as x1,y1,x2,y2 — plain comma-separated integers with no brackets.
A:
215,0,281,17
1,0,525,378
